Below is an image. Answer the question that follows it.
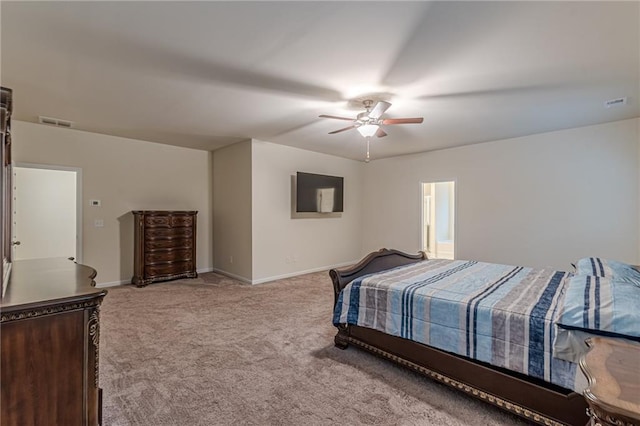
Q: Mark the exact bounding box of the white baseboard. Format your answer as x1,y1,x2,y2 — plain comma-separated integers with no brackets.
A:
96,279,129,288
96,267,213,288
250,260,358,285
210,268,252,284
212,260,357,285
96,262,355,288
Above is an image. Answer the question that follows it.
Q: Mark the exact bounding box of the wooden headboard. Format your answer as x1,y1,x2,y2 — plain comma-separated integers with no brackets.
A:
329,248,427,305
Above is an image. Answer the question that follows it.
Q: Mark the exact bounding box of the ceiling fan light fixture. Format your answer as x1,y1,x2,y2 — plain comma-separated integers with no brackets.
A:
357,124,379,137
357,112,370,122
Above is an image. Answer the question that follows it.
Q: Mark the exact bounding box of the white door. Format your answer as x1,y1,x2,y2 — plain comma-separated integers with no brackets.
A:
13,165,82,261
422,181,455,260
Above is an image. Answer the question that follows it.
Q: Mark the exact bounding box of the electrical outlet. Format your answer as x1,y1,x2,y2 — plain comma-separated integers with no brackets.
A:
285,256,291,264
229,256,233,264
94,219,104,228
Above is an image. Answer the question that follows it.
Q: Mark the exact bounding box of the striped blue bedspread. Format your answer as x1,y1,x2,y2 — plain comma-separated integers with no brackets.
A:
333,259,582,391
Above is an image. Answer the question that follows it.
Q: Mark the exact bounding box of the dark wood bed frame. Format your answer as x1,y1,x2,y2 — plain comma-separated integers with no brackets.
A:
330,249,588,426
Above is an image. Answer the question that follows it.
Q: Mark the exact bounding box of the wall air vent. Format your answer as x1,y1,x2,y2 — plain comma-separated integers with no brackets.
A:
38,116,74,128
604,97,627,108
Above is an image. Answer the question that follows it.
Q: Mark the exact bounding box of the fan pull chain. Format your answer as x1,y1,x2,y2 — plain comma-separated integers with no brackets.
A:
365,137,371,163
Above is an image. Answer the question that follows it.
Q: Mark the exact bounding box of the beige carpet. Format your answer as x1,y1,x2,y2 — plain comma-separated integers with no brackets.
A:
100,271,528,425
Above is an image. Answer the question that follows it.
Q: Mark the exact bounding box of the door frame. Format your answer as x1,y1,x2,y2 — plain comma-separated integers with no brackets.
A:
420,179,457,260
14,162,83,263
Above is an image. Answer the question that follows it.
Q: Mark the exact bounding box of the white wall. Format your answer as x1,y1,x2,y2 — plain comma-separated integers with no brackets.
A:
251,140,363,283
362,119,639,270
212,140,253,281
12,121,213,285
13,117,638,285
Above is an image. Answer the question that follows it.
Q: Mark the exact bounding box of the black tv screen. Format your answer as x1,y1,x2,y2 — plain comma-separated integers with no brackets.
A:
296,172,344,213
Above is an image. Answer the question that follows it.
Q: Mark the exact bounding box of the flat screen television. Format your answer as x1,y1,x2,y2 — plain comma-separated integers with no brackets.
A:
296,172,344,213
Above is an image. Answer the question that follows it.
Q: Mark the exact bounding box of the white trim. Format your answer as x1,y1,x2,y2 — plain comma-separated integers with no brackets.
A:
97,267,214,288
210,268,252,284
95,279,129,288
420,182,428,255
14,162,83,263
248,260,358,285
96,262,356,288
213,261,357,286
419,179,457,260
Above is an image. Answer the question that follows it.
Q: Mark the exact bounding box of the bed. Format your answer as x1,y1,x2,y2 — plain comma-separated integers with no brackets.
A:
330,249,640,426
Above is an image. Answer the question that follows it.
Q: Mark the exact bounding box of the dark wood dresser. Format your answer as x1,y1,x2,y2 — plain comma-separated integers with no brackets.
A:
132,210,198,287
1,258,107,426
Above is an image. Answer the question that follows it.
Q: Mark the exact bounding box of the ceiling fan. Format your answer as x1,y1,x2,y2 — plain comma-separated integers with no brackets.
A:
319,100,424,138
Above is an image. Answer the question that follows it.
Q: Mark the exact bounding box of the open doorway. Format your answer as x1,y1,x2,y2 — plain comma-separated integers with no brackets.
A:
422,181,455,259
13,163,82,261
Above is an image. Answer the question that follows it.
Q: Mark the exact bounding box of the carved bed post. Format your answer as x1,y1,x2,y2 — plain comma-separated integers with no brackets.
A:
334,325,350,350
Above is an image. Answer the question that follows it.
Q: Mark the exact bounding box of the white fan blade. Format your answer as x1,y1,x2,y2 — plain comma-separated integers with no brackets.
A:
369,101,392,119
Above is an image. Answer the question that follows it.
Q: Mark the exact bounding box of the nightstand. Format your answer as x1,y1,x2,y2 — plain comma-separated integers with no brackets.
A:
580,337,640,426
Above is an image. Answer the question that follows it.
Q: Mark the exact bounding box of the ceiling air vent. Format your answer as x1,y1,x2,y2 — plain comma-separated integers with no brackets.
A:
38,116,74,128
604,97,627,108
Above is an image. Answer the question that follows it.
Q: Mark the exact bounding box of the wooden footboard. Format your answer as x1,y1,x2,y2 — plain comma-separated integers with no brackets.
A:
329,249,588,426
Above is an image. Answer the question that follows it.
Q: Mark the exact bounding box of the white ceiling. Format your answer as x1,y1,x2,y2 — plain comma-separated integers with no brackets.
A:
1,1,639,161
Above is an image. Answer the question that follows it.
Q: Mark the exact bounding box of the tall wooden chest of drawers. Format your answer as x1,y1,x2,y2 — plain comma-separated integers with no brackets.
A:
132,210,197,287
